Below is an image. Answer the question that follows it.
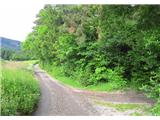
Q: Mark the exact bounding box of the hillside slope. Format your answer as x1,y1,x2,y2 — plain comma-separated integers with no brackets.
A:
0,37,21,51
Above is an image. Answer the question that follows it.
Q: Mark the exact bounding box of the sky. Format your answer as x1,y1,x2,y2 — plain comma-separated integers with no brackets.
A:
0,0,52,41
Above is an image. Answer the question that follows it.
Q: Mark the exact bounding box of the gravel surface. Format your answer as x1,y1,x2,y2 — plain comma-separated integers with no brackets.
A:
33,65,154,116
33,65,98,116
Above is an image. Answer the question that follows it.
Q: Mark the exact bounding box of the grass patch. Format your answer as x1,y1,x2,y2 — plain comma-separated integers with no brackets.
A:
42,64,125,92
86,82,126,91
1,61,40,115
93,99,150,115
130,112,143,116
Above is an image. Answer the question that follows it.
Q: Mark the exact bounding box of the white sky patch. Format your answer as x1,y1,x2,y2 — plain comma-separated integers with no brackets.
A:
0,0,52,41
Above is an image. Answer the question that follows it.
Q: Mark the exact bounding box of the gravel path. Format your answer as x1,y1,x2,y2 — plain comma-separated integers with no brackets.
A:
33,65,98,116
33,65,154,116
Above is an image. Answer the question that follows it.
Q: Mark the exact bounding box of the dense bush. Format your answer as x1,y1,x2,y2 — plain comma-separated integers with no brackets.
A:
151,102,160,116
23,5,160,115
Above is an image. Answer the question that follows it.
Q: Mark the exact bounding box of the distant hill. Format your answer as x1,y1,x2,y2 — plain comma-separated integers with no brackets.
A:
0,37,21,51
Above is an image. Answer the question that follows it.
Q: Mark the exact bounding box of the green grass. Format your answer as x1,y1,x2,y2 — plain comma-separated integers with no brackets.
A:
93,99,151,115
130,112,143,116
86,82,126,91
47,67,125,92
1,61,40,115
43,65,125,92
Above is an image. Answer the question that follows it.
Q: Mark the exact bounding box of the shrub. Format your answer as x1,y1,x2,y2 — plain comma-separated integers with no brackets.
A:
151,102,160,116
104,67,127,90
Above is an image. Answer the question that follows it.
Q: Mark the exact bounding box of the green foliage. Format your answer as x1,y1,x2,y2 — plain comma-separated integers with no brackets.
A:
1,47,31,61
102,67,126,90
23,5,160,115
1,37,32,61
1,48,14,60
1,62,40,115
151,102,160,116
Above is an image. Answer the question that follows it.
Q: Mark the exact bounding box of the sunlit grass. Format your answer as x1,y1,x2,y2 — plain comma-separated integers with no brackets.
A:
46,65,84,89
1,61,40,115
93,99,151,115
43,65,125,92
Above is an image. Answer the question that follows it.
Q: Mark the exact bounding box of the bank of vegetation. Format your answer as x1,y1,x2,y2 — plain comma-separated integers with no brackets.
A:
1,61,40,115
23,5,160,115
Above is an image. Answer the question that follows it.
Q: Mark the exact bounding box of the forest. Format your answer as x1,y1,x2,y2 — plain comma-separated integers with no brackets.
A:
0,37,30,60
1,48,30,60
23,5,160,115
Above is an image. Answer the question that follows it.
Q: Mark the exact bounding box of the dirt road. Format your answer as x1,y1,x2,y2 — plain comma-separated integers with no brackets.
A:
33,65,98,116
33,65,154,116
